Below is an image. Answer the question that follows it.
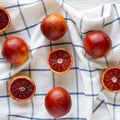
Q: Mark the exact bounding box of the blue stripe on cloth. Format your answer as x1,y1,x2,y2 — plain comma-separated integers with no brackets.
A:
73,44,84,49
92,100,105,113
8,114,87,120
41,0,56,89
0,67,104,81
6,81,11,120
67,11,80,118
0,92,98,99
0,20,41,37
104,56,110,67
16,0,34,119
65,18,76,24
104,17,120,27
61,0,65,8
112,43,120,49
33,92,99,97
113,4,120,26
100,5,106,28
97,98,120,106
6,0,43,9
41,0,47,16
87,61,94,110
30,42,72,51
6,64,12,120
113,93,117,120
22,67,104,72
100,5,104,17
100,5,111,68
0,17,75,38
79,16,84,40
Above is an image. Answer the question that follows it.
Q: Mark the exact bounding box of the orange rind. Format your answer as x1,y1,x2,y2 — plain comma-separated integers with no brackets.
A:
47,48,73,74
101,66,120,92
8,75,36,102
2,36,30,65
0,6,11,33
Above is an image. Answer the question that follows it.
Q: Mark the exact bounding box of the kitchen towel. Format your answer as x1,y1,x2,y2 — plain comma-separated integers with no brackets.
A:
0,0,120,120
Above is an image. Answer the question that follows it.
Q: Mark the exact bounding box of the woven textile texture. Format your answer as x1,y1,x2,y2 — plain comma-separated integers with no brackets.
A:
0,0,120,120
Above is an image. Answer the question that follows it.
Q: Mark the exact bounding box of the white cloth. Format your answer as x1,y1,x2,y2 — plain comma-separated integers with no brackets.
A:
0,0,120,120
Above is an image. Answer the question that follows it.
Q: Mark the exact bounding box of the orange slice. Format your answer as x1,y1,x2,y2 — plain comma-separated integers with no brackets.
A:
47,48,73,74
8,75,36,102
101,66,120,92
0,6,11,33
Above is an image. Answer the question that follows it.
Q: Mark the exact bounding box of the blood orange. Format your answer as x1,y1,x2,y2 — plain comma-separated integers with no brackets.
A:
40,13,68,40
101,66,120,92
8,75,36,102
47,48,73,74
2,36,30,65
45,87,72,118
84,30,112,58
0,6,11,32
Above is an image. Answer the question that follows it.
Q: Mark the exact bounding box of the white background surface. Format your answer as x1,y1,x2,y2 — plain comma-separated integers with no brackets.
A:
64,0,120,10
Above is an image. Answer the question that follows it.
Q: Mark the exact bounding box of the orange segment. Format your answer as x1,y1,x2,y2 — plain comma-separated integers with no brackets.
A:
8,75,36,102
47,48,73,74
0,6,11,33
101,66,120,92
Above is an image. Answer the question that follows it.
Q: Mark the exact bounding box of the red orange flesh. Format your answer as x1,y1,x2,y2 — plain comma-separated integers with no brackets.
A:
8,75,36,102
102,66,120,92
47,48,73,74
0,6,11,33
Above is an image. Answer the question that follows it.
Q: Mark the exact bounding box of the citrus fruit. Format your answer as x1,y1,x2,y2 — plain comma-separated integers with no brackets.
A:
0,6,11,33
2,36,30,65
40,13,68,40
101,66,120,92
45,87,72,118
8,75,36,102
47,48,73,74
84,30,112,58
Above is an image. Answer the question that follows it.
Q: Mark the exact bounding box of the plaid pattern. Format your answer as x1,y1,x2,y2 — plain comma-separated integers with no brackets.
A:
0,0,120,120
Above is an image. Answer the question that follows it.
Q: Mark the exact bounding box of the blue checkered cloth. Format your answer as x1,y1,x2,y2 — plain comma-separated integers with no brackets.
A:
0,0,120,120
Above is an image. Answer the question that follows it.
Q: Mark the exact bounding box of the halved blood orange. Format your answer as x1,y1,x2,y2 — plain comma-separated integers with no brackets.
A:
47,48,73,74
101,66,120,92
8,75,36,102
0,6,11,33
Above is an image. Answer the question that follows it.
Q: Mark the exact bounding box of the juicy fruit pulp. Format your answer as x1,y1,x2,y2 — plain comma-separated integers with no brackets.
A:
8,76,36,102
2,36,30,65
102,67,120,92
0,6,10,32
41,13,68,40
84,30,112,58
45,87,72,118
48,48,73,74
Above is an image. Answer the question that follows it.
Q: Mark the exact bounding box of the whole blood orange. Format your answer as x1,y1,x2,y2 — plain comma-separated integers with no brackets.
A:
47,48,73,74
8,75,36,102
2,36,30,65
101,66,120,92
84,30,112,58
0,6,11,32
45,87,72,118
40,13,68,40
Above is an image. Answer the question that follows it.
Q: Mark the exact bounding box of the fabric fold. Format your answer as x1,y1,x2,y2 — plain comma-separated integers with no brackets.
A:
0,0,120,120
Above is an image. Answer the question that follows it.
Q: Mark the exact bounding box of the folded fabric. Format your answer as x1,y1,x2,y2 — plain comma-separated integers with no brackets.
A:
0,0,120,120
